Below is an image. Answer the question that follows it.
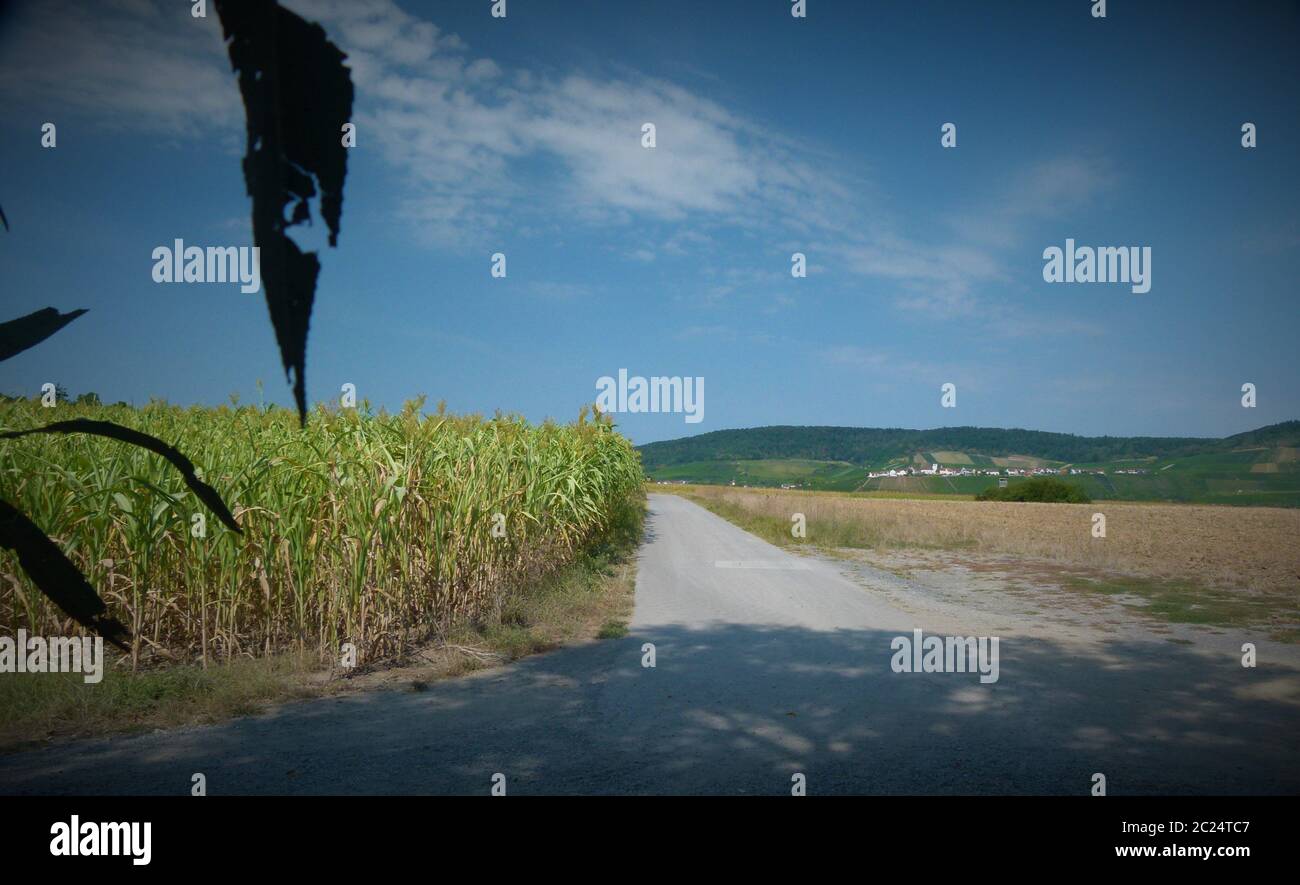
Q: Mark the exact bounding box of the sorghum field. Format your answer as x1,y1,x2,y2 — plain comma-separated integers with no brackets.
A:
0,398,643,668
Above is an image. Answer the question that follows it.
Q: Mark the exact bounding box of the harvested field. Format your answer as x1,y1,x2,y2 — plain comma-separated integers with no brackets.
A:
672,485,1300,595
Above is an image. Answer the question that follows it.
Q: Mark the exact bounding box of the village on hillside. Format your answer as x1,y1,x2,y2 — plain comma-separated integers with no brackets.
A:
865,462,1137,479
650,460,1153,491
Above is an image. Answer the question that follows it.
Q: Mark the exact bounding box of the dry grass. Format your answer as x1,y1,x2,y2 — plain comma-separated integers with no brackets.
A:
670,485,1300,594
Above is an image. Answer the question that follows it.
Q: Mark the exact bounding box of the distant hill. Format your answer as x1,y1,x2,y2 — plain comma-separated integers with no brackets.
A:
638,422,1300,506
640,422,1300,469
1223,421,1300,448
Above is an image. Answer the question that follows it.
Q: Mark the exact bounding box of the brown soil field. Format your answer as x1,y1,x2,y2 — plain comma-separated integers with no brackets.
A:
672,485,1300,595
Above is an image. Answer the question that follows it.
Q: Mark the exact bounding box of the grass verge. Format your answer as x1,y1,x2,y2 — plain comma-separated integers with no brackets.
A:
1061,574,1299,638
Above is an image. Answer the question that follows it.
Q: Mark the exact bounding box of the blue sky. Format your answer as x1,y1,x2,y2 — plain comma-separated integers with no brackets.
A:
0,0,1296,445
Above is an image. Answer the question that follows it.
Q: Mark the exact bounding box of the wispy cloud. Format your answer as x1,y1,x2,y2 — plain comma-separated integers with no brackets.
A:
0,0,239,137
0,0,863,247
949,155,1116,249
522,280,592,301
673,325,774,346
838,155,1115,317
841,235,1005,315
821,344,989,393
289,0,865,245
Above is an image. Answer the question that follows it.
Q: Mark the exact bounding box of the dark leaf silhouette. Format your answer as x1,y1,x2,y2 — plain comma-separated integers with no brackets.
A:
0,498,130,650
0,307,87,362
0,203,8,231
0,419,241,533
215,0,354,426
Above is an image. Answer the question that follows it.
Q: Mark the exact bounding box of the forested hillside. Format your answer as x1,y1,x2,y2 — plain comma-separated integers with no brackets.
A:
638,422,1300,469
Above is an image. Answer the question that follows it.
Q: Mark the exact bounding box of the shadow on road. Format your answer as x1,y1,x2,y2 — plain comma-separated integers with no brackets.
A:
1,618,1296,795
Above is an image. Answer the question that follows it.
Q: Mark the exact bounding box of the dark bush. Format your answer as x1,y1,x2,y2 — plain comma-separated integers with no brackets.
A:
976,477,1091,503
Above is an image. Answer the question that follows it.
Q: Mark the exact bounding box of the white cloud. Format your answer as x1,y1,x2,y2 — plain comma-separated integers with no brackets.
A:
300,2,862,245
45,1,804,252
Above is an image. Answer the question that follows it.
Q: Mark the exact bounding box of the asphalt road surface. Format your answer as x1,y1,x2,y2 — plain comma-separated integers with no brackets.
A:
1,493,1296,795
